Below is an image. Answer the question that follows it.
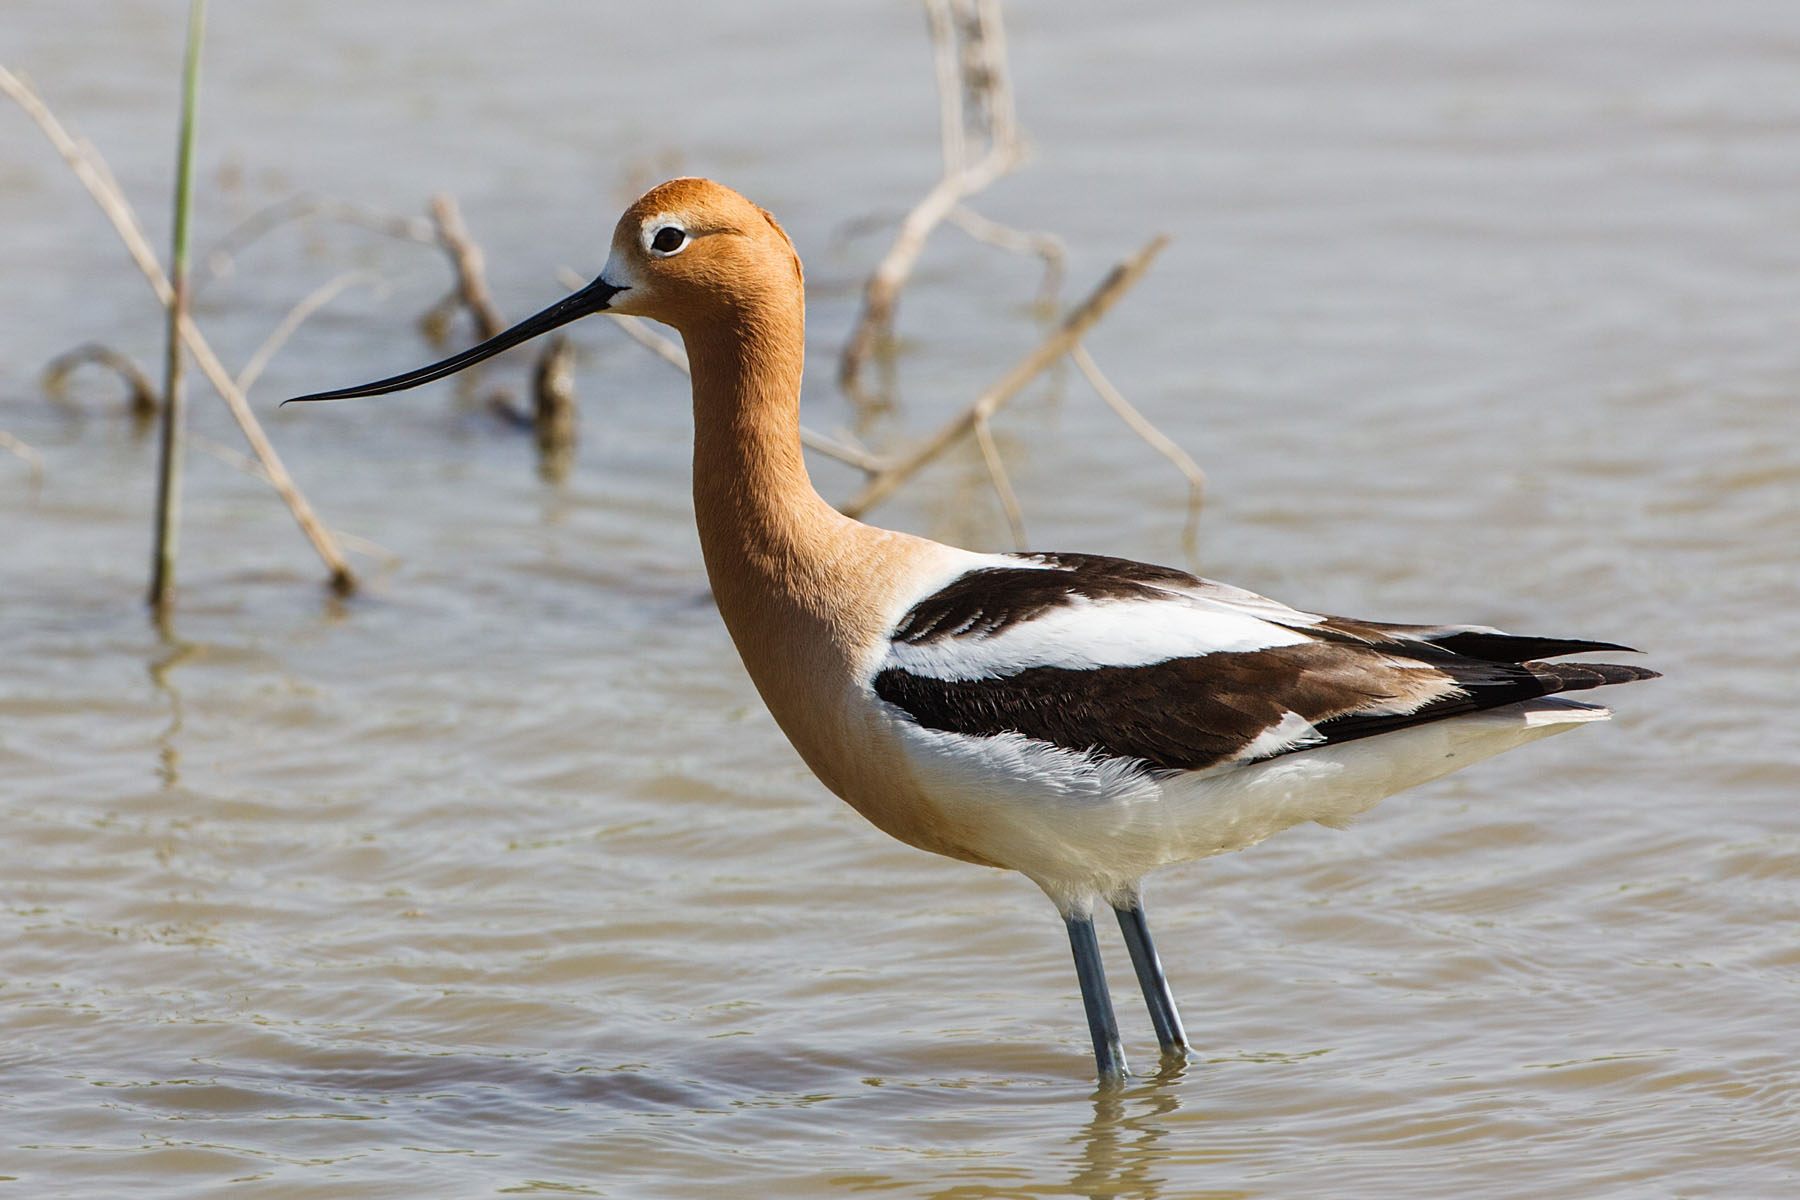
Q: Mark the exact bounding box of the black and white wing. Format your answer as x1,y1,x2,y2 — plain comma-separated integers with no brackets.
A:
872,552,1657,774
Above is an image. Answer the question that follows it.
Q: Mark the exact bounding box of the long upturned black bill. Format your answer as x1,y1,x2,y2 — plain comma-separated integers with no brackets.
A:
282,274,625,404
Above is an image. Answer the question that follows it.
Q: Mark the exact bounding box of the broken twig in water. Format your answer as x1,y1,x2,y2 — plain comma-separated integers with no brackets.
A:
400,203,580,465
841,233,1168,519
425,193,507,344
839,0,1042,400
42,343,160,417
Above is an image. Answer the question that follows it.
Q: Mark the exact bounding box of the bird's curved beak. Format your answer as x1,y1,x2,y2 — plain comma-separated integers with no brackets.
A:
283,273,625,404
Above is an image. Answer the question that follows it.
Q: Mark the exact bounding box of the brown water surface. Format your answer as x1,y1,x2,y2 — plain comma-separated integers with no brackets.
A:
3,2,1796,1196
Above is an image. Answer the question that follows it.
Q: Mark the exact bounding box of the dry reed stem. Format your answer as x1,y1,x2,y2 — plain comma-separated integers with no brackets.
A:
186,431,400,567
2,64,356,594
606,310,691,373
615,311,884,472
183,323,354,592
42,343,160,416
838,156,1020,392
406,204,575,464
947,204,1065,306
841,233,1168,518
1,68,169,303
614,314,882,471
235,270,382,395
186,430,266,480
928,0,965,176
837,0,1026,398
149,0,204,619
1,431,47,497
202,194,435,284
965,0,1018,146
970,409,1027,549
1071,343,1206,560
428,193,507,342
799,428,886,474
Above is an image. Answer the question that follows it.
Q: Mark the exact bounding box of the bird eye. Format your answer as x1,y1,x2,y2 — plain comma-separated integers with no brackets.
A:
650,225,687,254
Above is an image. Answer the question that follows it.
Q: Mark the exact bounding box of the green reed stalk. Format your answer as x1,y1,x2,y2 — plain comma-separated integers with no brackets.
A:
149,0,207,622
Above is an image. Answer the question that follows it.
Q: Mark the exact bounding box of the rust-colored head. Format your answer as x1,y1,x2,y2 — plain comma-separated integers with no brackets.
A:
599,178,804,333
283,178,802,406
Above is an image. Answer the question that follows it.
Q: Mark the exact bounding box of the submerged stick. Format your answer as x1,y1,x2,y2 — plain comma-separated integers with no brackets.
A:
1,64,356,595
841,233,1168,518
42,343,160,417
149,0,206,619
533,333,578,482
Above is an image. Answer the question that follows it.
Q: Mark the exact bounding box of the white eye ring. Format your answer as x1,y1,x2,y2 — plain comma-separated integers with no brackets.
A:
645,221,689,257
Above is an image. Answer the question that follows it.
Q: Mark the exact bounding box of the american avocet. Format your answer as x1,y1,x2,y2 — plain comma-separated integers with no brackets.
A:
290,178,1657,1082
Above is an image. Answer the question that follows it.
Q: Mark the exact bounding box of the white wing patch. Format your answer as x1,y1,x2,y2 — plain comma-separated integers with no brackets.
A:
1231,709,1324,762
883,592,1312,682
1174,578,1329,628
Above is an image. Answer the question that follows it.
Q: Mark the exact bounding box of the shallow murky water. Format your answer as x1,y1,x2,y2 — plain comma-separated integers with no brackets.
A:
3,2,1797,1196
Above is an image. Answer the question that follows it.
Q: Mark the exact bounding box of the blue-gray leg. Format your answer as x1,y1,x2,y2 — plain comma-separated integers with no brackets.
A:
1114,901,1190,1059
1065,912,1129,1083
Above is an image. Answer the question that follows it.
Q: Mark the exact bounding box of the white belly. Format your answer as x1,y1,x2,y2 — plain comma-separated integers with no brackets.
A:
882,697,1612,915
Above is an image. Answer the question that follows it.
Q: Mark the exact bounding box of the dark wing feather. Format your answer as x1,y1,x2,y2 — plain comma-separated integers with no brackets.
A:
877,553,1657,773
1310,617,1641,662
891,552,1191,644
